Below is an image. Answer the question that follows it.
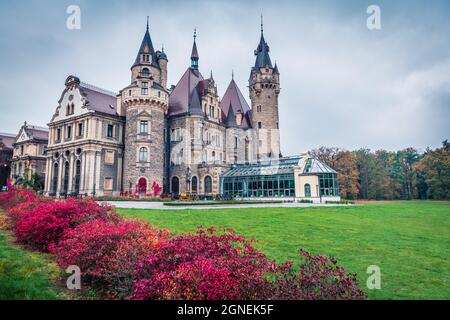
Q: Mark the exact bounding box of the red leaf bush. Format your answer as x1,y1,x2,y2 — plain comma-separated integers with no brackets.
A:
0,188,37,211
270,249,366,300
14,197,118,251
52,219,166,299
132,227,273,300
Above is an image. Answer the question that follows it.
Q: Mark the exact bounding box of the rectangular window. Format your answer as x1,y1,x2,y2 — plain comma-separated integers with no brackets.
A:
105,150,114,165
140,120,148,134
67,126,72,139
77,123,83,136
107,124,114,138
56,128,61,142
141,82,148,95
258,122,262,129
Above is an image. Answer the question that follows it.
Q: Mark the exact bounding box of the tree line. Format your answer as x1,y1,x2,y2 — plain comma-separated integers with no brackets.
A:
309,140,449,200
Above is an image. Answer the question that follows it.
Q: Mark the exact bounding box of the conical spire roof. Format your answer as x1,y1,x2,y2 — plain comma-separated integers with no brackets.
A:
188,88,203,114
225,103,238,128
254,17,272,68
132,19,156,68
220,78,251,123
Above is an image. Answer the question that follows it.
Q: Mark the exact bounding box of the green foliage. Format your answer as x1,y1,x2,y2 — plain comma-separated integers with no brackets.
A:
311,140,449,200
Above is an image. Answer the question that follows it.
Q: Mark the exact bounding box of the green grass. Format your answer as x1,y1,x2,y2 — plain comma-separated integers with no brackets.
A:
0,221,64,299
117,201,450,300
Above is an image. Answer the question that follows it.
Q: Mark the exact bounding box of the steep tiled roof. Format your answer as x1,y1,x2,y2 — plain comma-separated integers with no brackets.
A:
225,104,238,128
79,83,117,116
220,79,251,127
168,68,204,116
27,125,49,141
132,26,159,69
188,87,203,115
0,133,15,149
254,34,272,69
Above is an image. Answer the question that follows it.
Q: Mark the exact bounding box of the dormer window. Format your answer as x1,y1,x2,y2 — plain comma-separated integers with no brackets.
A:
142,54,150,63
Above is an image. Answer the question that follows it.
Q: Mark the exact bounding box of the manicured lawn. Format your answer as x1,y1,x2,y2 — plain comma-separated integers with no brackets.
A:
0,213,64,299
117,201,450,300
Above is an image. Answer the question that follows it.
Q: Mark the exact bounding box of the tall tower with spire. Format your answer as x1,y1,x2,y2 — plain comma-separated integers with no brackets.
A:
121,18,169,194
249,16,281,159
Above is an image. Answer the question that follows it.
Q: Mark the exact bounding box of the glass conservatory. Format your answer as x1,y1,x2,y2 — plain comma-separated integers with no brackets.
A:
220,155,340,201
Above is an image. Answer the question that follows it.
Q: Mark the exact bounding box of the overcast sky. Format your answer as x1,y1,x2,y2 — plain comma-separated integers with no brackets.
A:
0,0,449,155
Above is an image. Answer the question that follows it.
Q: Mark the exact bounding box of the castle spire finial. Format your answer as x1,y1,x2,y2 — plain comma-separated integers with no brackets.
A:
146,16,149,31
194,28,197,41
232,69,234,80
261,14,263,35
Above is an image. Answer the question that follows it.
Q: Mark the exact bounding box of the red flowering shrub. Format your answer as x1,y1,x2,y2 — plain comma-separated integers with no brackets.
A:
6,196,51,229
52,219,166,299
14,198,119,251
15,209,70,251
132,227,272,300
0,188,37,210
270,249,366,300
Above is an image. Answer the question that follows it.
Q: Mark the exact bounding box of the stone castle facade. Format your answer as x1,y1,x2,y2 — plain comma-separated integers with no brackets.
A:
43,21,282,197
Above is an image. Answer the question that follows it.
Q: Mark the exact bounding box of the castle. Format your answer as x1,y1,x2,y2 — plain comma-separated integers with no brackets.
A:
6,19,339,202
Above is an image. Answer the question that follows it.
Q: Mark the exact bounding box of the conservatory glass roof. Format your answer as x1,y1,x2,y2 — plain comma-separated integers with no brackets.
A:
222,155,336,178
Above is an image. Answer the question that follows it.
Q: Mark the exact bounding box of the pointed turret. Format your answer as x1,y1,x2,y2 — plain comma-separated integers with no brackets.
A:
273,61,279,75
225,103,238,128
191,29,199,69
132,17,156,68
188,88,203,115
254,16,272,68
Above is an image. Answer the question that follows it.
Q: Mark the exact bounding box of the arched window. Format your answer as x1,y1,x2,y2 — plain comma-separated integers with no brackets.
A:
141,68,150,77
212,151,215,161
62,161,70,194
304,184,311,197
74,160,81,194
52,163,58,193
171,176,179,194
204,176,212,194
139,147,148,162
191,176,198,193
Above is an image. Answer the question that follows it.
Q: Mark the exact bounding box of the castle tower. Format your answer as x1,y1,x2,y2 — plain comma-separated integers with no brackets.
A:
121,18,168,195
249,17,281,159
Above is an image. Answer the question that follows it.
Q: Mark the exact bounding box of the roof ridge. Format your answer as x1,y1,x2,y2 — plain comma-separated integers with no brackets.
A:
80,82,117,97
0,132,16,137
